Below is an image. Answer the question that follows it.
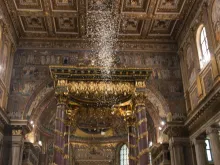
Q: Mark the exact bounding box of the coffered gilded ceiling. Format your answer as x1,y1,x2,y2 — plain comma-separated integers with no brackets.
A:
3,0,195,44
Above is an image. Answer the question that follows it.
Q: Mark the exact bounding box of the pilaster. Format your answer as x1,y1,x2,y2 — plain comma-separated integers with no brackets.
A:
193,137,208,165
7,120,32,165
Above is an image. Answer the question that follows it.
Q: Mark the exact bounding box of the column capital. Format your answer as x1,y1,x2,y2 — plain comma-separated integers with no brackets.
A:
10,119,32,135
55,93,68,105
206,127,219,135
134,92,146,106
193,139,206,146
163,121,187,138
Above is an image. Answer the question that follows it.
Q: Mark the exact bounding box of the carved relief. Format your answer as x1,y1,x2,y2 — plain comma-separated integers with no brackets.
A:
156,0,184,13
120,19,143,34
52,0,77,11
149,20,175,35
186,45,196,86
54,16,78,33
12,129,22,135
212,0,220,42
20,16,46,32
122,0,148,12
73,143,115,164
14,0,42,10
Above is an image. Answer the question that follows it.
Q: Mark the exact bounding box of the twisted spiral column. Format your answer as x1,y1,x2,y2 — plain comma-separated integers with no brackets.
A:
128,122,137,165
54,94,67,165
63,105,79,165
135,93,149,165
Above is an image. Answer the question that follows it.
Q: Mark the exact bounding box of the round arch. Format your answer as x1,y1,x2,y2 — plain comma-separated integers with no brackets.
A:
23,79,54,119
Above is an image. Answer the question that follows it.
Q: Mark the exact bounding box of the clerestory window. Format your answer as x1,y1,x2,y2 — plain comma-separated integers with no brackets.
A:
197,25,211,69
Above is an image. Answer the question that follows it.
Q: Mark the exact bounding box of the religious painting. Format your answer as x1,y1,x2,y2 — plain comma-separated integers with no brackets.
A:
186,46,196,86
212,0,220,42
190,87,199,110
0,85,4,108
0,44,9,85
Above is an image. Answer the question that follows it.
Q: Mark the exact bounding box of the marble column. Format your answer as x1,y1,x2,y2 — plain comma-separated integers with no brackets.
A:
193,139,207,165
135,93,148,165
169,138,185,165
64,125,70,165
54,95,67,165
10,131,24,165
127,118,137,165
206,127,220,165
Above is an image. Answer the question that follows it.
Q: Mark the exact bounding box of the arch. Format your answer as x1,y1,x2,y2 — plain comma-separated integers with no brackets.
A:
145,84,169,118
196,24,211,69
23,79,54,118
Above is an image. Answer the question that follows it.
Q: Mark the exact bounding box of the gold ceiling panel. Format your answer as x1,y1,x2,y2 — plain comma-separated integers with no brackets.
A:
3,0,195,42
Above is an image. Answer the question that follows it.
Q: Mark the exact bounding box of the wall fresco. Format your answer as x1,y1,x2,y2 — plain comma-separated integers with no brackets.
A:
186,46,196,86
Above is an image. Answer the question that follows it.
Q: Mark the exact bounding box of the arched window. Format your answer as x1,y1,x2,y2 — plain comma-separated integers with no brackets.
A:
197,25,211,69
120,144,129,165
205,139,213,162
